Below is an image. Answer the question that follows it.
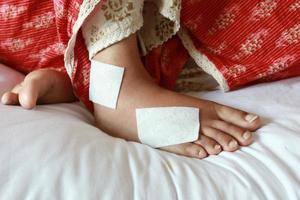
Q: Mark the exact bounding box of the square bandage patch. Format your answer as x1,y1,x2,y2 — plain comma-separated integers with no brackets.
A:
136,107,200,148
89,60,124,109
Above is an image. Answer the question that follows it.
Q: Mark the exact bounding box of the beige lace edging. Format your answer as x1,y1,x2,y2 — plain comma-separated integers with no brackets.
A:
150,0,181,51
64,0,182,77
178,28,229,91
85,14,144,59
139,0,182,55
64,0,102,78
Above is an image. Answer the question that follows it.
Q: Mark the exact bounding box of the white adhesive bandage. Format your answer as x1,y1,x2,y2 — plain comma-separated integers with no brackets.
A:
136,107,200,148
89,60,124,109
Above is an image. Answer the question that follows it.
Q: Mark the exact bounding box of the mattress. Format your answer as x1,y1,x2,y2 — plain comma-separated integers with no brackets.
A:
0,64,300,200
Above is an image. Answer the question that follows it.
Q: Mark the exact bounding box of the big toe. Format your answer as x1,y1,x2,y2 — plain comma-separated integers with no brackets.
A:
19,92,37,109
215,104,261,131
18,80,40,109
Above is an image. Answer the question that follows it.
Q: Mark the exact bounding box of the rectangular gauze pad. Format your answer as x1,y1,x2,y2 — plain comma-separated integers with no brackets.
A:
89,60,124,109
136,107,200,148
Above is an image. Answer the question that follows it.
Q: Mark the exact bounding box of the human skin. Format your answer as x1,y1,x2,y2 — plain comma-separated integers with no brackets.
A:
1,34,261,159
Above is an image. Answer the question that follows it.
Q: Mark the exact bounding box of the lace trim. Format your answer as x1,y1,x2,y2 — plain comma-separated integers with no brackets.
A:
64,0,102,77
82,0,145,59
64,0,181,75
87,21,144,59
159,0,181,22
139,0,181,55
150,0,181,50
177,28,229,91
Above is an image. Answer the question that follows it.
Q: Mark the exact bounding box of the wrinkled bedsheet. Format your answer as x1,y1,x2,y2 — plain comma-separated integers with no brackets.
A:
0,64,299,200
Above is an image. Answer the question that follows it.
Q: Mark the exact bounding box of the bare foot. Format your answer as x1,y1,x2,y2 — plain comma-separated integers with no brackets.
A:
93,34,262,159
1,69,76,109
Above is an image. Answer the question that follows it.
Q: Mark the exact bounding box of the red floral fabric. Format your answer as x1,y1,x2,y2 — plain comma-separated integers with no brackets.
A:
144,36,189,90
0,0,95,111
147,0,300,90
0,0,300,112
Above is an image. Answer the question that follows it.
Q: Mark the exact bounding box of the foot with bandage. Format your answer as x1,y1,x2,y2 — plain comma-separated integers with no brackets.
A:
1,69,76,109
91,34,262,159
1,34,261,159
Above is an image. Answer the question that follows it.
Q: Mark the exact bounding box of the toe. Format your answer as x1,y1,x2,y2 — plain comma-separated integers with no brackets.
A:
202,127,239,152
161,143,208,159
19,91,37,109
18,79,40,109
211,120,254,146
214,104,261,131
194,135,222,155
1,82,23,105
1,92,19,105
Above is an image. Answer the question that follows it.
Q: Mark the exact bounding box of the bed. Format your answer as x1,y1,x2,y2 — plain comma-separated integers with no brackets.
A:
0,63,300,200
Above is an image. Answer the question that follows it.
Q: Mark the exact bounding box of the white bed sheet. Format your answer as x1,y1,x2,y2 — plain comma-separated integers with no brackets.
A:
0,64,300,200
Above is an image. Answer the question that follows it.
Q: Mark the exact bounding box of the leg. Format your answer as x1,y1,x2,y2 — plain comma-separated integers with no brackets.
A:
1,69,76,109
93,34,262,158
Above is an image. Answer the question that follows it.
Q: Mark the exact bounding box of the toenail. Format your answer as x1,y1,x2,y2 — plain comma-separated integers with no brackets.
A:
243,131,252,140
198,149,204,157
214,144,221,150
245,114,258,123
229,140,238,148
